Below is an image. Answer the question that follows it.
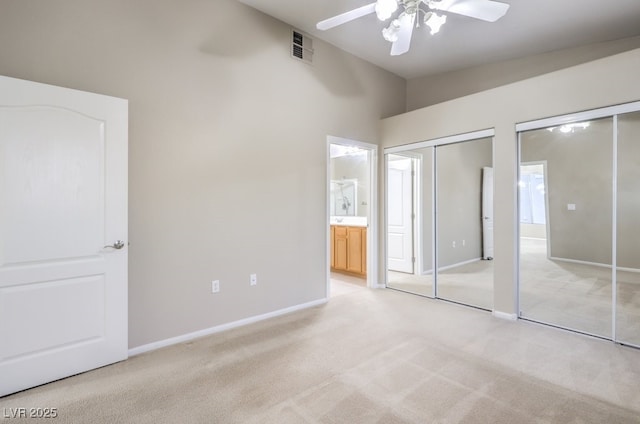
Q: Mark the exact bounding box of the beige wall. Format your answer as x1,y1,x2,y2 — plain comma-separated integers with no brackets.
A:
416,148,434,273
617,111,640,269
521,119,613,265
520,112,640,269
520,224,546,239
437,138,492,268
381,48,640,315
0,0,406,348
406,36,640,111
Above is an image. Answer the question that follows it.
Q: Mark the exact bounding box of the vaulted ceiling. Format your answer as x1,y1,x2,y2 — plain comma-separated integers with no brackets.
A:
238,0,640,79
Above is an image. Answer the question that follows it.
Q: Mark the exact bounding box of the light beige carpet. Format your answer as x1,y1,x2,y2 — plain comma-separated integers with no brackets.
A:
387,238,640,347
520,238,640,345
1,288,639,423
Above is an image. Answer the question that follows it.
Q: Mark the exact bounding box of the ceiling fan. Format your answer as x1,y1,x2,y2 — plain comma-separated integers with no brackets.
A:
316,0,510,56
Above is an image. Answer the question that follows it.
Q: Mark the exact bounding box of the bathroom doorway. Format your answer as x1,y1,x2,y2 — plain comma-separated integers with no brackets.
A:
327,136,378,298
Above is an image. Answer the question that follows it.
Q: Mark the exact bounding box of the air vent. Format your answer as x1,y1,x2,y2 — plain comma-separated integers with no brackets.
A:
291,29,313,64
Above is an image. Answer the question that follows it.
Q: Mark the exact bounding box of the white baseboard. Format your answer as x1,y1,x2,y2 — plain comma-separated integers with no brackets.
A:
128,298,328,357
492,310,518,321
437,257,482,273
550,256,640,273
549,256,610,269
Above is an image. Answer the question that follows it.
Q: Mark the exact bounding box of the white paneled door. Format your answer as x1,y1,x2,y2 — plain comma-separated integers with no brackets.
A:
387,155,414,273
0,76,128,396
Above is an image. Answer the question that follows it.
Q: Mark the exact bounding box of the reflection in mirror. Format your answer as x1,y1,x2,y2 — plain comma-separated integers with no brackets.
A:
616,111,640,347
330,179,357,216
386,149,434,296
436,137,494,310
385,136,494,303
519,118,613,338
329,146,369,219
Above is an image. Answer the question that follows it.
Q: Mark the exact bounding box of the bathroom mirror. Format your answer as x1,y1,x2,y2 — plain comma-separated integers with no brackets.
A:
330,179,357,216
329,146,369,218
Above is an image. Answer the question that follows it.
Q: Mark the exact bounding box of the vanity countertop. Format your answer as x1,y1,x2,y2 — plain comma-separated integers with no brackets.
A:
330,216,367,227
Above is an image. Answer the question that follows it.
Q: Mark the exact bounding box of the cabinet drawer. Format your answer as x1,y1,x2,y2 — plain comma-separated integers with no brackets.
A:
335,226,348,237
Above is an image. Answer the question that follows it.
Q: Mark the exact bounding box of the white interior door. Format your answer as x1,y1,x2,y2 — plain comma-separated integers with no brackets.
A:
0,76,128,396
482,166,494,259
387,155,414,273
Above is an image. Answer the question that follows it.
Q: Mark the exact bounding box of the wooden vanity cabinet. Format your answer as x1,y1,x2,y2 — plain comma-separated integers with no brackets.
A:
330,225,366,276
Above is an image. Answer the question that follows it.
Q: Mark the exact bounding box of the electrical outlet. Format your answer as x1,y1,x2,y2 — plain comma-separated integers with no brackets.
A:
462,239,466,247
212,280,220,293
452,241,456,248
250,274,257,286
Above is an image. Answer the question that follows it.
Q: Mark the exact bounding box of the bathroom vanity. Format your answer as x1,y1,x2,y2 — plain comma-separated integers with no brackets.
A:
330,218,367,276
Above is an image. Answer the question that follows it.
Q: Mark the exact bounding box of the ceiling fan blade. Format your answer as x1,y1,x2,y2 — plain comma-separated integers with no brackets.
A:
316,2,377,31
390,13,416,56
432,0,510,22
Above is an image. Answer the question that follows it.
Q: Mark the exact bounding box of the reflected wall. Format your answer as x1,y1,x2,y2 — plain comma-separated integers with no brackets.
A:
436,138,493,310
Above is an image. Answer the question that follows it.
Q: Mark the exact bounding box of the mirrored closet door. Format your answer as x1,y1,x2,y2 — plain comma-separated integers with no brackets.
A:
518,102,640,347
616,110,640,347
385,132,494,311
519,118,613,338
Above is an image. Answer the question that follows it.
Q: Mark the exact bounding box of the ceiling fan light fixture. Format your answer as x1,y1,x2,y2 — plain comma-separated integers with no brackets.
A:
382,19,402,42
316,0,511,56
375,0,398,21
425,11,447,35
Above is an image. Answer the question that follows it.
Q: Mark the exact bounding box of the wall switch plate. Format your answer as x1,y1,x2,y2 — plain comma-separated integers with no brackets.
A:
212,280,220,293
250,274,257,286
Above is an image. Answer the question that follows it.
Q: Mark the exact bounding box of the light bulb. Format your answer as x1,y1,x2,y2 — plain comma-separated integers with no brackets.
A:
375,0,398,21
382,19,401,42
425,12,446,35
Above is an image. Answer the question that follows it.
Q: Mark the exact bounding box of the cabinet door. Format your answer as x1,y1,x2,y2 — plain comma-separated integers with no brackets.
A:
334,226,348,271
347,227,364,274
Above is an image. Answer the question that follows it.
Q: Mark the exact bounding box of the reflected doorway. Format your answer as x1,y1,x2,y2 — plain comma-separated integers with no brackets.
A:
387,154,416,274
386,149,433,297
520,163,548,237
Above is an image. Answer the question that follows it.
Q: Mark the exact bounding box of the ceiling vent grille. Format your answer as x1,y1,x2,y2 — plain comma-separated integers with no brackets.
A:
291,29,313,64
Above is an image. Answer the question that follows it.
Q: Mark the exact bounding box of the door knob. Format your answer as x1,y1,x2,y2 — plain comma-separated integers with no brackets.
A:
104,240,126,250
